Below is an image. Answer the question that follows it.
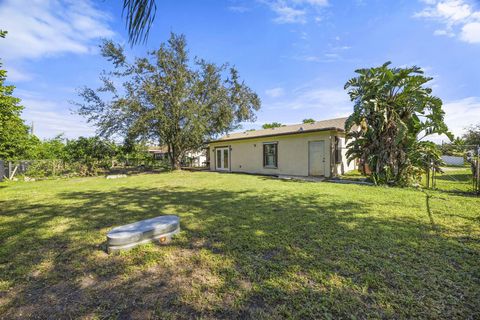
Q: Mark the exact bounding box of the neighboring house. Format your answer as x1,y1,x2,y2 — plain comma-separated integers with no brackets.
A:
147,146,208,167
184,149,208,167
147,146,170,161
208,117,356,177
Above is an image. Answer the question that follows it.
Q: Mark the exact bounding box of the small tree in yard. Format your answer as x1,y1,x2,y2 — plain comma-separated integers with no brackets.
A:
75,33,260,169
0,30,36,160
345,62,452,186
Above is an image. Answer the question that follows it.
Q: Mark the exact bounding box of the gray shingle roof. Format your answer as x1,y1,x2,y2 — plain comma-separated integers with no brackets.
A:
212,117,348,142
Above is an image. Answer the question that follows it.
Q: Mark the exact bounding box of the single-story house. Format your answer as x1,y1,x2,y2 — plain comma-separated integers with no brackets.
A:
208,117,356,177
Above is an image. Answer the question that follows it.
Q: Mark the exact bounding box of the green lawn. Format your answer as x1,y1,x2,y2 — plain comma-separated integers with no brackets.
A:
0,172,479,319
432,166,476,193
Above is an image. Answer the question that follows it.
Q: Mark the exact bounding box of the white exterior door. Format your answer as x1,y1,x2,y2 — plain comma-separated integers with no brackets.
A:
216,147,230,171
309,141,325,176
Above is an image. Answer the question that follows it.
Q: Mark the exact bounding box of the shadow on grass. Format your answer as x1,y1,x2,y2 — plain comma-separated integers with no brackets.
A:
0,185,479,319
435,172,472,182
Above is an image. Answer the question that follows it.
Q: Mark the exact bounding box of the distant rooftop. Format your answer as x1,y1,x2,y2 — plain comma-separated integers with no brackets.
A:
212,117,348,142
147,145,169,153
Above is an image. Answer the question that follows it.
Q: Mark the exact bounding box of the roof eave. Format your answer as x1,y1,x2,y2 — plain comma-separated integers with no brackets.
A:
208,127,345,144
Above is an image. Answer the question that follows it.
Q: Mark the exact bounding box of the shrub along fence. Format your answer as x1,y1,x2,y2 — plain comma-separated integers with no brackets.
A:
0,158,171,181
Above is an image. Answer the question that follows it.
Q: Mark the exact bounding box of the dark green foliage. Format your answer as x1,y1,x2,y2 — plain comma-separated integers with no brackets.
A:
0,31,34,160
438,137,467,157
463,124,480,147
75,33,260,169
29,134,68,160
262,122,284,129
302,118,315,124
344,62,451,186
64,137,116,175
24,137,160,177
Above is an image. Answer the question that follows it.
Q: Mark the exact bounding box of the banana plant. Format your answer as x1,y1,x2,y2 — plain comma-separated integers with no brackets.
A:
345,62,452,186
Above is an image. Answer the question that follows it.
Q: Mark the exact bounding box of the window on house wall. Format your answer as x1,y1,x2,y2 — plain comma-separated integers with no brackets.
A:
263,142,278,168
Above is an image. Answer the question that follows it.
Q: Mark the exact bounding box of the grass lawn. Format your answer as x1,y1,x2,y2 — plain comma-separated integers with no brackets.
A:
432,166,476,193
0,172,479,319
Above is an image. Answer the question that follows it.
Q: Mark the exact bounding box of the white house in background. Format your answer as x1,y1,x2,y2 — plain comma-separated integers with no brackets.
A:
208,117,356,178
441,155,464,166
184,149,208,167
147,146,208,167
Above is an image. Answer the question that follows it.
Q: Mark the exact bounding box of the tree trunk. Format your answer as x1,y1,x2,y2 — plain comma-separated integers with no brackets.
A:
172,159,181,170
168,145,181,170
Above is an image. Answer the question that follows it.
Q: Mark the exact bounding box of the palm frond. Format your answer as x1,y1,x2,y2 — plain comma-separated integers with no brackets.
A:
123,0,157,45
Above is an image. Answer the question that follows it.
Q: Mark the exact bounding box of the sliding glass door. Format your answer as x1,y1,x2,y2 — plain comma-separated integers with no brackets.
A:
216,147,229,171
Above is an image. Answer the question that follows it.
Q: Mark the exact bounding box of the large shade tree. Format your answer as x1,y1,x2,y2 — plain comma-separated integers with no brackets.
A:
344,62,452,185
76,33,260,169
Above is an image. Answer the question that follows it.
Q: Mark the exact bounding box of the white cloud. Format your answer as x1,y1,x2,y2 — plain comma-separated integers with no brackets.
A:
324,53,340,59
461,22,480,42
228,6,250,13
421,0,437,4
271,4,306,24
265,0,328,24
265,87,285,98
293,52,346,62
442,97,480,137
427,96,480,143
20,96,95,139
266,85,351,119
295,0,328,5
0,0,114,61
434,28,455,36
5,65,34,82
415,0,480,44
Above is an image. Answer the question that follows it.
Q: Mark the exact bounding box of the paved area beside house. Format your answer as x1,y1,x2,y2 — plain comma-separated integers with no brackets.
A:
328,178,374,186
276,175,325,182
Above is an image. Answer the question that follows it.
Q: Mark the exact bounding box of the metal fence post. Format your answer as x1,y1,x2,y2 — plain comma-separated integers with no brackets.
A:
477,146,480,195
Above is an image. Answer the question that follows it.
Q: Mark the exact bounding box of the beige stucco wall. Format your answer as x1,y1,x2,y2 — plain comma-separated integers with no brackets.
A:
209,131,336,177
333,136,357,175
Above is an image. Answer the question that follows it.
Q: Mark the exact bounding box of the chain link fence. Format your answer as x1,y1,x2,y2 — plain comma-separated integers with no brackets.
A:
433,145,480,195
0,158,171,181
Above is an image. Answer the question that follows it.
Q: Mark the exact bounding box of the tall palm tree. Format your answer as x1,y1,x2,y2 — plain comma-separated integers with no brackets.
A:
122,0,157,45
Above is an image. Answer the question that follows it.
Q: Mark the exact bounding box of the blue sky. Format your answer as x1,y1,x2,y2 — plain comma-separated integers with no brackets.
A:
0,0,479,142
